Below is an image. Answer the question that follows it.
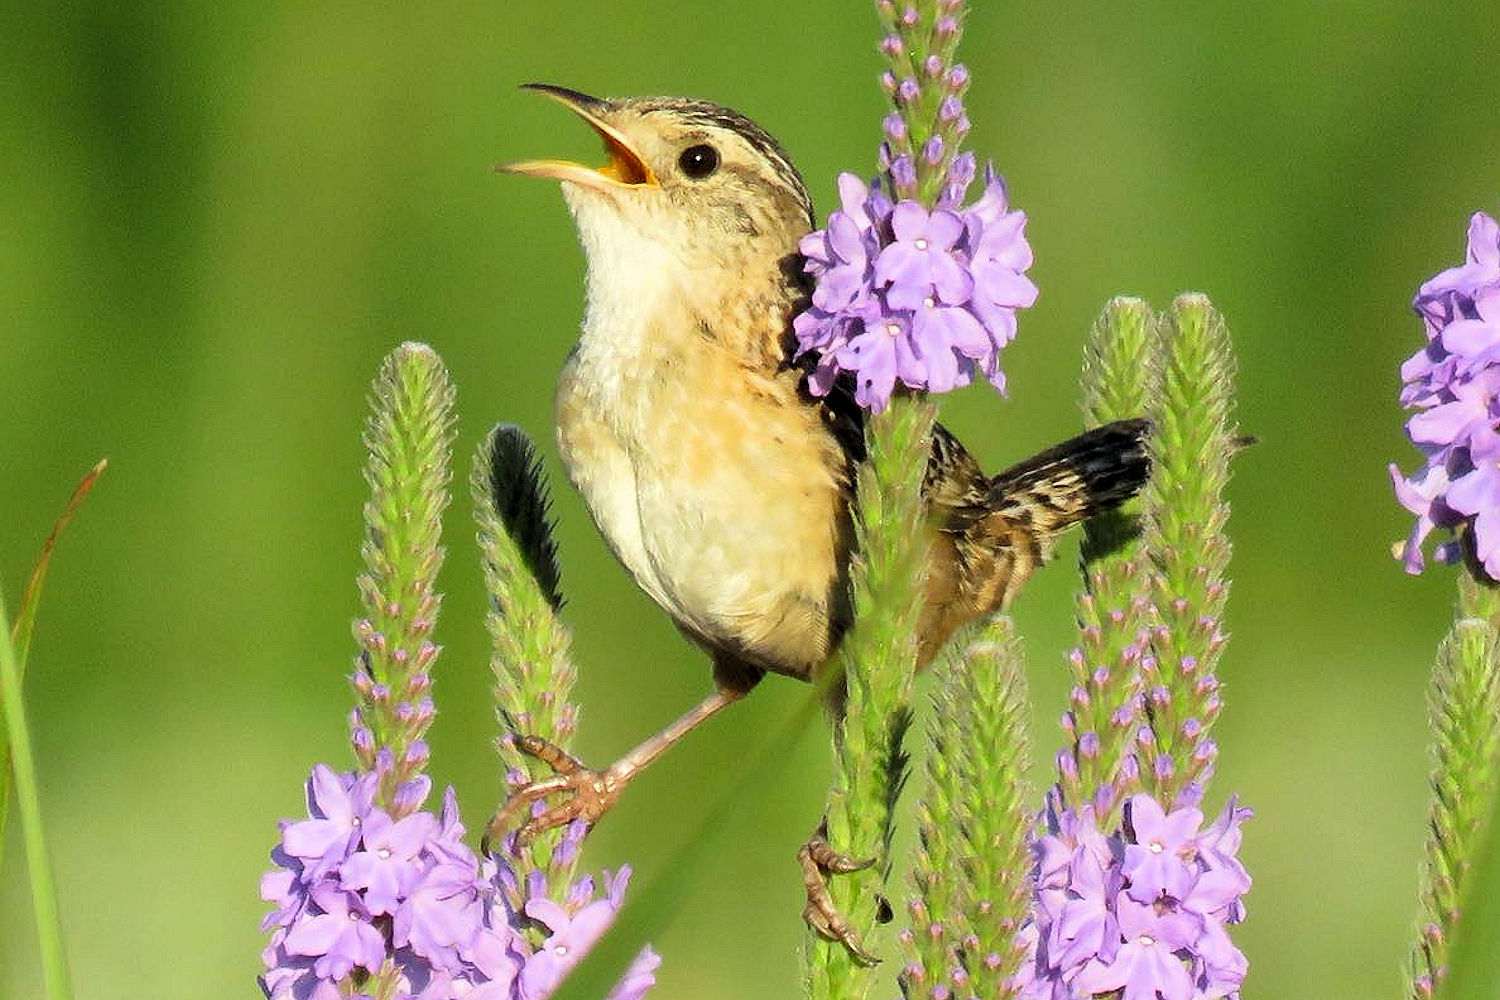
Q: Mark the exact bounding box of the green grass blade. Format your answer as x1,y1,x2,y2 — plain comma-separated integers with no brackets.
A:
1,458,107,864
9,458,108,670
0,584,75,1000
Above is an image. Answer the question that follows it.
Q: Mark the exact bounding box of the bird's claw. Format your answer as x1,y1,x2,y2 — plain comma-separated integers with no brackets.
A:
482,735,623,854
799,832,882,967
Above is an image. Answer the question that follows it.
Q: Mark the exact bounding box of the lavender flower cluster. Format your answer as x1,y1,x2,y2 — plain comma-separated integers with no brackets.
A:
1018,794,1250,1000
795,169,1038,411
259,765,658,1000
1391,212,1500,577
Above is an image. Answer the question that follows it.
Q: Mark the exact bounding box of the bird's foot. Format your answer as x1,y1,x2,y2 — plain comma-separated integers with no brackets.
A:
799,831,882,967
483,735,625,853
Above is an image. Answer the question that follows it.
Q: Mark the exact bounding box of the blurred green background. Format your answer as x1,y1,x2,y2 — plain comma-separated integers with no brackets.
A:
4,2,1500,997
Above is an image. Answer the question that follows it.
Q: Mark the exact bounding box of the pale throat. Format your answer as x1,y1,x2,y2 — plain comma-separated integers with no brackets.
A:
563,187,787,389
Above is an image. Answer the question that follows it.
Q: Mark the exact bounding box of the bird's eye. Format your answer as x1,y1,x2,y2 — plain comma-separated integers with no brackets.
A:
677,144,720,179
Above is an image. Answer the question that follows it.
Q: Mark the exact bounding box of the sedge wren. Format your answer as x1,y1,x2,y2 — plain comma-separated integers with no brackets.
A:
492,83,1149,958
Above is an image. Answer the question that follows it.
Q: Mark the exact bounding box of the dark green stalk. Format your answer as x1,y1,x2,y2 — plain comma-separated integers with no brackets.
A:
808,2,963,992
900,652,967,998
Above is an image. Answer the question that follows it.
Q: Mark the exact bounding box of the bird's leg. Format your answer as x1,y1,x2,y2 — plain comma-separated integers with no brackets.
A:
798,822,882,967
484,684,750,851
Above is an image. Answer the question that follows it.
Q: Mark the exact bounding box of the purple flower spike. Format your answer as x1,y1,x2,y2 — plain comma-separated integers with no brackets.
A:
1024,792,1250,1000
1392,212,1500,576
798,27,1036,414
260,765,659,999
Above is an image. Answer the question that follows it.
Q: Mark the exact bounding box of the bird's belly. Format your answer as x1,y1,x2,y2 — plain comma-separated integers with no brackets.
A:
558,378,846,678
633,462,841,674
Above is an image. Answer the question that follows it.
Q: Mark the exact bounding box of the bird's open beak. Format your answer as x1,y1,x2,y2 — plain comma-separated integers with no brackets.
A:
499,83,658,191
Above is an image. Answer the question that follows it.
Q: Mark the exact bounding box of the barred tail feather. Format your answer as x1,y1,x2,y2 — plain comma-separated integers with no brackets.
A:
986,418,1152,539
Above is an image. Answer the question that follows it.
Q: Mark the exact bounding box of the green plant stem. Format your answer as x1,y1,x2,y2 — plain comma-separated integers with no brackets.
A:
808,394,935,999
0,585,74,1000
902,652,967,997
351,343,455,812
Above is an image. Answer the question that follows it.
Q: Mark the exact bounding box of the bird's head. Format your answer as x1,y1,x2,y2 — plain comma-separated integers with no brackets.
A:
502,85,813,277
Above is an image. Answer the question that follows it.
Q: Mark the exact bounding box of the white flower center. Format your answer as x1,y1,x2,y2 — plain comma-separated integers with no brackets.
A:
351,817,361,827
1139,935,1156,947
349,912,360,921
378,848,391,860
555,945,569,956
885,322,902,338
923,297,936,309
1149,842,1164,854
914,238,929,251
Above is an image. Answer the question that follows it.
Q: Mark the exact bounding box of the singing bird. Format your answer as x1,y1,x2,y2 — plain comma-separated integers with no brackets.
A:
492,83,1150,956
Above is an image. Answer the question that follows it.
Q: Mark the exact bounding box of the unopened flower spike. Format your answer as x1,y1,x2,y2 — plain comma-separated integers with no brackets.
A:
348,342,456,812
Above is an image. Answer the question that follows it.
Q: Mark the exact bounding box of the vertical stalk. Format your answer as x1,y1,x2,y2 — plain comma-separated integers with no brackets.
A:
0,586,74,1000
0,459,106,868
951,618,1034,998
808,396,935,998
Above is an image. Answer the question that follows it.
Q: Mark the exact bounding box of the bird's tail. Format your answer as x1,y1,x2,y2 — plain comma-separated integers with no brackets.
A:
918,417,1153,666
984,417,1153,541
